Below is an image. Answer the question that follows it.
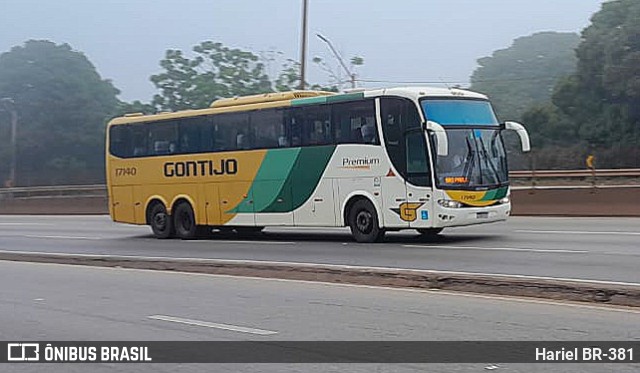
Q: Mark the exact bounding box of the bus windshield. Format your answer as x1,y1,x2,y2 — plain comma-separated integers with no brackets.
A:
421,99,499,126
421,99,507,189
432,128,508,189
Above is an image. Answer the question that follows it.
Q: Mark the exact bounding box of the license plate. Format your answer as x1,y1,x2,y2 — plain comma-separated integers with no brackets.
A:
476,212,489,219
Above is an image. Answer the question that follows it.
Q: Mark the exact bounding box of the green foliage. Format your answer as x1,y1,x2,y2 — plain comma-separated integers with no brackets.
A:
115,100,156,116
0,40,120,185
150,42,344,111
274,59,338,92
497,1,640,168
470,32,580,120
553,0,640,148
518,0,640,168
0,38,359,186
150,41,273,111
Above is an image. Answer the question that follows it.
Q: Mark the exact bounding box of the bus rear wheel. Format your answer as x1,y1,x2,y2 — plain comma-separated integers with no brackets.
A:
348,199,385,243
173,202,198,240
149,203,173,239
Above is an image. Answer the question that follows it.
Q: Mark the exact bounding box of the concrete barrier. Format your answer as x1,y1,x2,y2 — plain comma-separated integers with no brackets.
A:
0,251,638,308
511,186,640,216
0,196,108,215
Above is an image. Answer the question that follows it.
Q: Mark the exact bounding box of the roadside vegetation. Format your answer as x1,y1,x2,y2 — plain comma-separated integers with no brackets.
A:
0,0,637,185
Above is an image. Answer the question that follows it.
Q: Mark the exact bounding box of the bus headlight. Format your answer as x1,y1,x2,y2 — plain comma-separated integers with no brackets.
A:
498,196,510,204
438,199,463,208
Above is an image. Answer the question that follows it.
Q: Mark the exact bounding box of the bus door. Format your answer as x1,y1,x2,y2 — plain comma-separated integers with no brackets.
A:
378,97,410,229
403,130,434,228
379,97,433,228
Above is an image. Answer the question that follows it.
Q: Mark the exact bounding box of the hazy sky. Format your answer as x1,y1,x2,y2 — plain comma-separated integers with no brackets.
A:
1,0,604,102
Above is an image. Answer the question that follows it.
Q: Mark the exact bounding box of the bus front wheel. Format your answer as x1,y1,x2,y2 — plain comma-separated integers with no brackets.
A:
149,203,173,239
173,202,198,239
348,199,385,243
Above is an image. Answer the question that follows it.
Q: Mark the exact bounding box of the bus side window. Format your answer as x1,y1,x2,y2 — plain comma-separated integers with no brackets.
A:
109,125,132,158
380,98,408,176
333,100,378,145
380,97,430,186
200,116,216,153
300,105,331,146
216,112,250,151
148,121,178,155
251,109,284,149
131,125,148,157
179,117,205,154
288,108,302,147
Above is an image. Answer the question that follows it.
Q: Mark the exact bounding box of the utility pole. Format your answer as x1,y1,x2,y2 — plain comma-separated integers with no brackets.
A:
316,33,357,89
0,98,17,187
299,0,309,90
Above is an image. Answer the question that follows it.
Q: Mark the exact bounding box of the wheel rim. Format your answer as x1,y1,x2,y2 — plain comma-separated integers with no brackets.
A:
355,210,373,234
153,212,167,232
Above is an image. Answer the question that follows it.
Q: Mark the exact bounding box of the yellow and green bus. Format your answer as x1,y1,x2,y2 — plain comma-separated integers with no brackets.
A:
106,87,530,242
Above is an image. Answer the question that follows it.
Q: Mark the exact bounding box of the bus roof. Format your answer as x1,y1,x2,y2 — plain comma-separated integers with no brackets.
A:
108,86,488,126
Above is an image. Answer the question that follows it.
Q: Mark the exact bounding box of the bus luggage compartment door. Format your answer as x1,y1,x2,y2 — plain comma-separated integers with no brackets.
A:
111,186,135,223
254,180,294,226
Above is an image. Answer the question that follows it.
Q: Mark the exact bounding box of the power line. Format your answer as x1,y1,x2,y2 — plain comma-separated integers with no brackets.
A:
356,75,563,85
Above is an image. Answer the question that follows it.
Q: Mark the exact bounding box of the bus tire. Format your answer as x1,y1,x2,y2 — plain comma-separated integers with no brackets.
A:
173,202,198,240
348,199,385,243
416,228,443,237
149,203,173,239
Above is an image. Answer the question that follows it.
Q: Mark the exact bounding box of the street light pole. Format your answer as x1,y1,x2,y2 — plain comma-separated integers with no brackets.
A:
0,98,17,187
299,0,309,90
316,33,357,89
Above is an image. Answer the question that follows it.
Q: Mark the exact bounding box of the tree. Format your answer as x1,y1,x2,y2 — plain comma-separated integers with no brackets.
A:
151,42,350,111
115,100,156,116
150,41,273,111
470,32,580,120
513,0,640,169
553,0,640,150
274,58,338,92
0,40,120,185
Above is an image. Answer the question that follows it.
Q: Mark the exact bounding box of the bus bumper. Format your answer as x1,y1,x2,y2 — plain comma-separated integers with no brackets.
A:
433,203,511,228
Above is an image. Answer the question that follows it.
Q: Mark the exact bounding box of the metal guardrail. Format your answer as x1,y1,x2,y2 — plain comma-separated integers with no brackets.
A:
510,168,640,178
0,169,639,199
0,184,106,199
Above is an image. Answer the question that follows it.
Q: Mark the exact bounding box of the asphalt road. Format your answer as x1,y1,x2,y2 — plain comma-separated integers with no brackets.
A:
2,260,639,373
0,215,639,283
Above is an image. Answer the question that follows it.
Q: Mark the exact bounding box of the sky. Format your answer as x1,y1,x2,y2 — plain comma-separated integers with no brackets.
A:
0,0,605,102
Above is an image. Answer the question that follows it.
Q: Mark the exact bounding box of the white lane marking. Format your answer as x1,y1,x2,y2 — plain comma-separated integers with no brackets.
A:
5,260,640,315
0,223,54,226
148,315,277,335
516,229,640,236
0,249,636,287
21,235,101,240
187,240,295,245
403,244,587,254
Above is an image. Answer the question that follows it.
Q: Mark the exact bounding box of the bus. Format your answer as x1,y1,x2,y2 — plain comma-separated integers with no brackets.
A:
106,87,530,243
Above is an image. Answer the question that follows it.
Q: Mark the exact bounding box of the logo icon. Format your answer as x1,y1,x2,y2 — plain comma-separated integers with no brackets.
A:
390,202,424,222
7,343,40,361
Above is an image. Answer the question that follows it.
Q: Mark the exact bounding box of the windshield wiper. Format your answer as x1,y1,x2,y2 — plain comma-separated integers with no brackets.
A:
462,137,476,184
477,135,502,185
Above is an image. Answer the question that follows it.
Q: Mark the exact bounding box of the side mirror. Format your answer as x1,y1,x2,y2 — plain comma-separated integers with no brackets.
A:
503,121,531,152
425,120,448,156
